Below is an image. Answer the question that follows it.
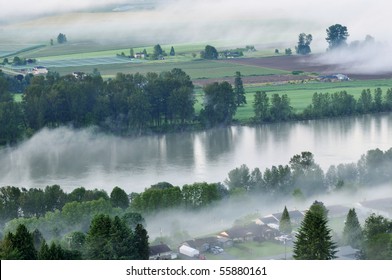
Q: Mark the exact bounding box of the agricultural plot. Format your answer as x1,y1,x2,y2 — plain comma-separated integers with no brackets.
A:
35,56,139,68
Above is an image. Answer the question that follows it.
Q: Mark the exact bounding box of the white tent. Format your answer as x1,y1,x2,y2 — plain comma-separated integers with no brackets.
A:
179,245,199,257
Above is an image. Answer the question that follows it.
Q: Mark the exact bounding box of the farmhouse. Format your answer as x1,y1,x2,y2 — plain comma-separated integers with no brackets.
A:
134,52,146,59
32,66,48,75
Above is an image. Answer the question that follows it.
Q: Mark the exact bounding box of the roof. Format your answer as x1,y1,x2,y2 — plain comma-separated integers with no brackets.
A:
271,210,305,221
326,205,351,217
259,215,279,225
149,244,172,256
359,197,392,212
220,224,277,239
184,237,217,249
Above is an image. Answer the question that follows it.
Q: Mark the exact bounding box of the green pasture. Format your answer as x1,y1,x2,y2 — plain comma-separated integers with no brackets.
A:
49,59,289,80
213,241,289,260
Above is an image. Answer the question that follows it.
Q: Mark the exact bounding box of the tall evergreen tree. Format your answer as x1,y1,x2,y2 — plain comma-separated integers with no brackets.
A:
170,46,175,56
133,224,149,260
279,206,292,234
342,208,363,249
1,224,38,259
85,214,113,259
110,216,134,259
234,71,246,106
293,203,337,259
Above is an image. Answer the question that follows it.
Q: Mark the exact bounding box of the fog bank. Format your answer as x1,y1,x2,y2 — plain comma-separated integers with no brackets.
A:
1,0,390,49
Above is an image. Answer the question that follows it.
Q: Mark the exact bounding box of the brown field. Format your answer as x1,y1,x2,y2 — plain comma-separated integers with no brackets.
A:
194,55,392,86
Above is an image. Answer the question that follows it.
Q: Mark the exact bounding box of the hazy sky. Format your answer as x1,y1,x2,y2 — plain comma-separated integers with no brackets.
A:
0,0,390,48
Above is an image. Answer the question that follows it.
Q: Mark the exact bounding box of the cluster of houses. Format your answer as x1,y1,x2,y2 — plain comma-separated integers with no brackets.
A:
148,197,392,260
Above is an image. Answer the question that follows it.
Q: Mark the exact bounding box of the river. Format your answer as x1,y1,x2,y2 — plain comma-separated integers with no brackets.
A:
1,113,392,193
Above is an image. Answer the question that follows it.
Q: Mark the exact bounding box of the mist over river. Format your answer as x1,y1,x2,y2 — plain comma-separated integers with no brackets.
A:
1,113,391,193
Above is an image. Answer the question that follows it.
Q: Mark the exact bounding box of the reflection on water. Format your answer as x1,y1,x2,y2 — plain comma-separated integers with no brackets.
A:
0,113,392,192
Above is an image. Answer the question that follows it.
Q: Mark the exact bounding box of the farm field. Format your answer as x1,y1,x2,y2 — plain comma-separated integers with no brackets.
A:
5,41,392,121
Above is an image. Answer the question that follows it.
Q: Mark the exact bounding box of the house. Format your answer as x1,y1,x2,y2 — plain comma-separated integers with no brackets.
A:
256,209,305,230
218,224,279,242
149,244,177,260
182,237,218,253
32,66,48,75
256,215,280,229
271,210,305,226
326,205,351,218
134,52,145,59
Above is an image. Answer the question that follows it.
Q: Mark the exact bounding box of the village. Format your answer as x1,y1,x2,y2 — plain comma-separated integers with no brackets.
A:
148,197,392,260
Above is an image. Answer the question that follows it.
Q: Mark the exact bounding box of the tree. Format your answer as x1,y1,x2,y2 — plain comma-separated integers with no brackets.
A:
253,91,269,122
133,224,149,260
110,186,129,209
201,81,236,125
201,45,218,59
85,214,113,259
234,71,246,106
293,202,337,259
1,224,37,259
295,33,312,55
362,214,392,259
57,33,67,44
170,46,175,56
342,208,363,249
279,206,292,234
0,186,22,222
326,24,349,50
225,164,251,192
285,48,292,55
152,44,163,59
130,48,134,58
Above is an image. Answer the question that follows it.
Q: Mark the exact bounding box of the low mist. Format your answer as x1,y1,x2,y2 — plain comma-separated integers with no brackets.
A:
311,37,392,74
1,0,390,49
145,183,392,242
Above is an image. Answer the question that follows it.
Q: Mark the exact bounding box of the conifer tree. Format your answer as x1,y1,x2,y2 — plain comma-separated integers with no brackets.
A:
293,203,337,259
234,71,246,106
279,206,292,234
342,208,363,249
133,224,149,260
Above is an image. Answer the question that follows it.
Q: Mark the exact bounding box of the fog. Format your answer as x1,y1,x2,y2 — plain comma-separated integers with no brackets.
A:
1,0,390,49
145,184,392,241
311,37,392,74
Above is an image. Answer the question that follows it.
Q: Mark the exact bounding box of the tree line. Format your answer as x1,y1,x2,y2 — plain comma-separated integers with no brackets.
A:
0,214,149,260
1,147,391,226
3,67,392,145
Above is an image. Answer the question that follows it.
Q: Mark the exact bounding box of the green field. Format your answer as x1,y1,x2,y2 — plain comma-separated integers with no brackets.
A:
204,241,289,260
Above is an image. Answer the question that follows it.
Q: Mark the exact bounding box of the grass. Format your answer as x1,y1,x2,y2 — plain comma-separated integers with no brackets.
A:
221,241,289,259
